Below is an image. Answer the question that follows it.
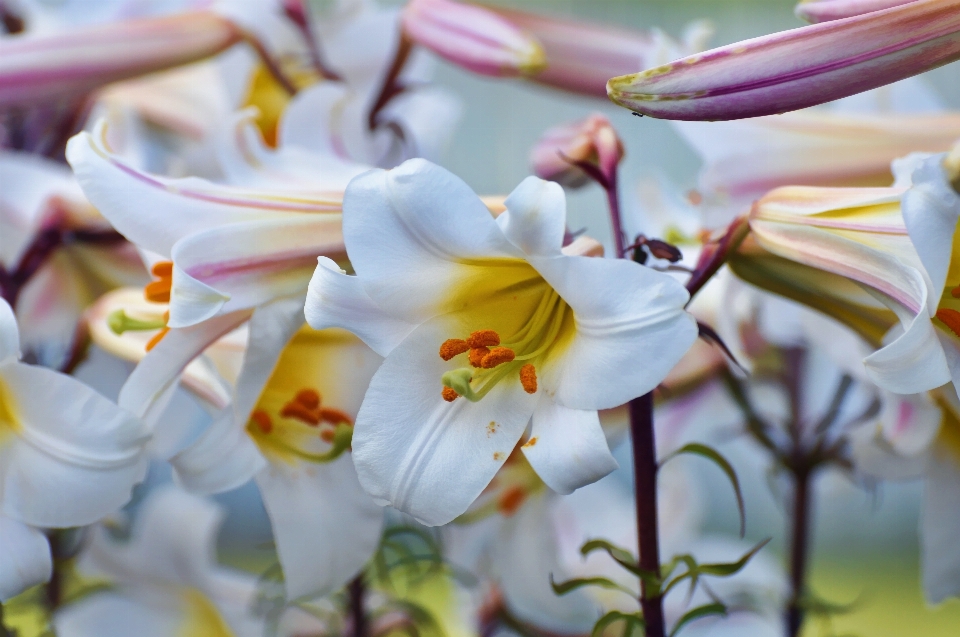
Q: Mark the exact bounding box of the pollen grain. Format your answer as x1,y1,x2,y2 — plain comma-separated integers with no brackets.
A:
519,364,538,394
439,338,470,361
251,410,273,434
481,347,515,369
467,329,500,348
442,387,459,402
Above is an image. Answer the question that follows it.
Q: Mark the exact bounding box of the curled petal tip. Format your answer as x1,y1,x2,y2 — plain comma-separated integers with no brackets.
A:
607,0,960,121
402,0,546,77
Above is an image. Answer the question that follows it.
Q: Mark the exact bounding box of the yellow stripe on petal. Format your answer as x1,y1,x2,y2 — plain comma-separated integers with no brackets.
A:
0,375,21,446
242,61,320,148
178,588,236,637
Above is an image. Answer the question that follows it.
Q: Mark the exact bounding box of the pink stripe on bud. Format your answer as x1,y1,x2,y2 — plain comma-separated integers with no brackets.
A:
796,0,919,23
0,12,242,108
607,0,960,121
402,0,545,77
530,114,624,188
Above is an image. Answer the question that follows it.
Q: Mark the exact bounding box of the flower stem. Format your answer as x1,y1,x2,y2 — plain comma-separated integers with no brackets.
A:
349,575,368,637
786,465,812,637
629,392,665,637
604,169,627,258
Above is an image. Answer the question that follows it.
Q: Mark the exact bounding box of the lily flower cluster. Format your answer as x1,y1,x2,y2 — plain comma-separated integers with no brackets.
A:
3,0,960,636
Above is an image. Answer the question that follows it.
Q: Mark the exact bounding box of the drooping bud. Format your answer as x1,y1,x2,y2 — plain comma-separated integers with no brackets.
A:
530,114,624,188
401,0,546,77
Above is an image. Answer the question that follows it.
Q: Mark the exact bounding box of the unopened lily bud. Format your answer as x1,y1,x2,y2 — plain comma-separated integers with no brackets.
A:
402,0,546,77
0,11,242,108
795,0,918,23
530,114,624,188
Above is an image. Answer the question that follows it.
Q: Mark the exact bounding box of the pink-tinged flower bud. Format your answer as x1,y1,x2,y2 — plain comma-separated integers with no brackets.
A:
607,0,960,121
796,0,919,23
530,114,624,188
401,0,546,77
0,12,242,108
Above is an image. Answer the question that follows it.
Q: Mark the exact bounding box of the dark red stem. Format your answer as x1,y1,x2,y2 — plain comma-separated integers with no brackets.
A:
349,575,368,637
786,466,812,637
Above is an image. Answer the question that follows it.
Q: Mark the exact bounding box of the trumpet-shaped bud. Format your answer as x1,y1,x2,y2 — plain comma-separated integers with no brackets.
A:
796,0,919,23
529,114,624,188
0,11,242,108
607,0,960,121
401,0,546,77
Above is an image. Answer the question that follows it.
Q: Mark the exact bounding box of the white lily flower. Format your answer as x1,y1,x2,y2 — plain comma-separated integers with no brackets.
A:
306,158,698,526
53,487,269,637
0,298,148,600
170,296,383,600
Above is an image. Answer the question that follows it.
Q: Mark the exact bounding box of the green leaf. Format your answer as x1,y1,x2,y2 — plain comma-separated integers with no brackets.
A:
696,538,770,576
662,443,747,537
669,603,727,636
550,574,637,598
581,539,662,588
591,610,645,637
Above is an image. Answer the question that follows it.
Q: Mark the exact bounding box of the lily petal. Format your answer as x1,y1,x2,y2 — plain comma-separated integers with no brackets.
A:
922,447,960,603
531,255,697,410
171,410,267,495
352,317,538,526
521,400,618,495
305,257,417,357
607,0,960,120
0,515,51,602
0,299,20,363
255,455,383,600
497,177,566,257
901,153,960,296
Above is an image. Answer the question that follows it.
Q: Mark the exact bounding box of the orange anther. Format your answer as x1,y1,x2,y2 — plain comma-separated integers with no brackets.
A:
468,346,490,368
144,280,171,303
145,327,170,352
519,364,537,394
151,261,173,277
321,407,353,426
442,387,459,402
251,410,273,434
937,308,960,338
439,338,470,361
281,402,321,426
481,346,515,369
295,388,321,409
467,329,500,348
320,428,336,443
952,286,960,298
497,486,526,516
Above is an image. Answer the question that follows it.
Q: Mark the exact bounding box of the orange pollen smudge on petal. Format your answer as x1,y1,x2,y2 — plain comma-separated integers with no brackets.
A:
467,329,500,348
251,410,273,434
519,364,538,394
481,347,515,369
497,486,527,516
321,407,353,426
952,286,960,298
320,428,336,443
468,346,490,368
439,338,470,361
442,387,459,402
145,327,170,352
937,308,960,338
144,260,174,303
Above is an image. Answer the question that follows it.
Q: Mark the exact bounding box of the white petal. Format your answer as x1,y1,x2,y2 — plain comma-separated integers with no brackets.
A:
879,391,942,457
494,495,599,632
863,312,952,395
532,255,698,410
305,257,417,357
922,449,960,603
497,176,566,257
902,153,960,295
171,410,267,495
352,317,538,526
1,364,148,528
377,85,462,163
0,515,51,602
522,400,618,495
118,310,251,426
343,159,518,323
167,216,336,328
0,299,19,363
847,423,929,480
54,593,183,637
278,83,343,157
255,455,383,600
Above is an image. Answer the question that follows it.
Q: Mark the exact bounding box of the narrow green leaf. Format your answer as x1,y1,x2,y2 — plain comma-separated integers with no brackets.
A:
550,574,636,598
662,443,747,537
669,603,728,636
697,538,771,576
581,538,662,587
592,610,645,637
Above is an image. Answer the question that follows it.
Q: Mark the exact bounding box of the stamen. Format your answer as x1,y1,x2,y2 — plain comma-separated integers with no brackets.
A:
321,407,353,426
440,338,470,361
251,410,273,434
519,364,538,394
468,346,490,368
145,327,170,352
467,329,500,348
442,387,459,402
295,389,321,409
144,260,174,303
497,486,526,516
320,428,336,443
151,261,173,278
481,347,515,369
952,286,960,298
937,308,960,338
